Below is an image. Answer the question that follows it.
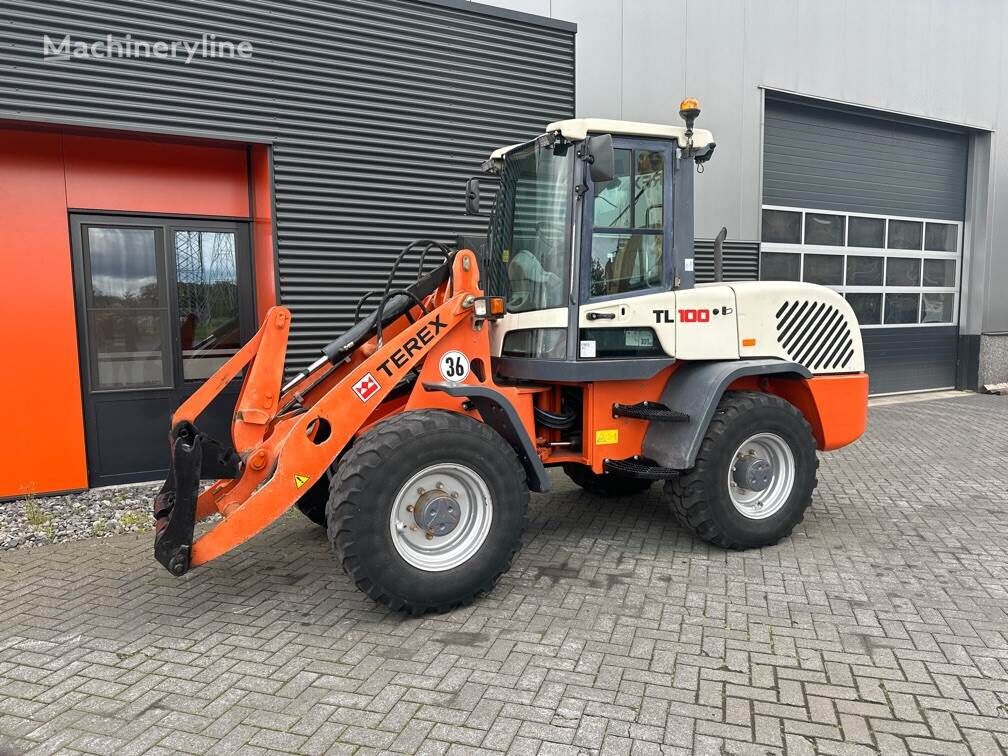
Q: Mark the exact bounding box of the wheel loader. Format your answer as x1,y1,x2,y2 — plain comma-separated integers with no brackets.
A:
153,99,868,613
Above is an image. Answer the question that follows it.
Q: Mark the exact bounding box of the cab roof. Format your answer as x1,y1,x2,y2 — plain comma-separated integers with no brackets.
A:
487,118,715,162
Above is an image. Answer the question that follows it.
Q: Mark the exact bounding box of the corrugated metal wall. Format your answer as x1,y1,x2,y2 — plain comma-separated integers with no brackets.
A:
693,239,759,284
0,0,575,365
764,96,969,221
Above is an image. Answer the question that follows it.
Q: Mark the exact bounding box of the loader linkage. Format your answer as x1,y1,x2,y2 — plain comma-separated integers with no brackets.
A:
153,422,240,576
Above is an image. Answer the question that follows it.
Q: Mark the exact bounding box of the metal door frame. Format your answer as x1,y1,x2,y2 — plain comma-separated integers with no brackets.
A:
70,213,255,486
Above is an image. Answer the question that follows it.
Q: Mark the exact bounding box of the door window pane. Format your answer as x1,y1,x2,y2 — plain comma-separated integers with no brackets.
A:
760,252,801,281
921,293,955,323
593,149,632,227
92,311,169,388
925,222,957,252
846,293,882,325
922,259,956,287
884,293,920,324
175,231,241,380
590,233,663,295
886,257,921,286
845,256,883,286
633,150,664,229
85,225,171,390
761,210,801,244
88,227,162,306
803,213,845,246
847,216,885,248
887,220,923,250
802,254,843,285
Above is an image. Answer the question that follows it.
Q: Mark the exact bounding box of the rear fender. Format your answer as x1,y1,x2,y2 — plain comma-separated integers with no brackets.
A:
641,359,811,470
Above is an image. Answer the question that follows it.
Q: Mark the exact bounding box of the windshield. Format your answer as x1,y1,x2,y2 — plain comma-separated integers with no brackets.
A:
485,142,572,313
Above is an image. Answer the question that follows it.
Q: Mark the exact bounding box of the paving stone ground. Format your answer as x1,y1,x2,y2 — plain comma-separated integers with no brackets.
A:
1,393,1006,755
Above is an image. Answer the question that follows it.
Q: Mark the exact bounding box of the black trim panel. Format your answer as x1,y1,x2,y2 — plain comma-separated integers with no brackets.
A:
494,356,675,382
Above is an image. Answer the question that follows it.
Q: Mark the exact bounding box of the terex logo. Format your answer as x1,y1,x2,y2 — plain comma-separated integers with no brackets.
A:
352,373,381,402
375,315,448,378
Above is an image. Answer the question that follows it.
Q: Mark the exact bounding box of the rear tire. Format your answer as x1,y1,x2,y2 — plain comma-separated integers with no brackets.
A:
562,464,653,497
661,391,818,549
328,410,528,614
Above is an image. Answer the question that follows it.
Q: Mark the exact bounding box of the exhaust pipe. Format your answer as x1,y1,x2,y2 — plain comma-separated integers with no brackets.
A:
713,226,727,283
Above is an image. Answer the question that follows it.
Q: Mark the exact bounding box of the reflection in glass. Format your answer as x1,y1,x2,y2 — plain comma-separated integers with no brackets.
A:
845,256,883,286
802,254,843,285
593,149,633,227
846,293,882,325
803,213,844,246
88,227,160,306
175,231,241,380
887,220,923,250
885,293,920,324
92,311,167,388
921,293,955,323
924,223,957,252
847,217,885,248
886,257,921,287
590,234,663,295
760,252,801,281
85,226,170,390
633,151,664,229
761,210,801,244
922,259,956,287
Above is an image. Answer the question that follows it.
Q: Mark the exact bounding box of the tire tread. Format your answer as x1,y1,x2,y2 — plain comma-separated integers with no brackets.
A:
664,392,819,549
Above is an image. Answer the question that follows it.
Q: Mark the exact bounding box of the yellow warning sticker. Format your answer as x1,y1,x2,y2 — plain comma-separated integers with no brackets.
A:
294,474,310,489
595,429,619,446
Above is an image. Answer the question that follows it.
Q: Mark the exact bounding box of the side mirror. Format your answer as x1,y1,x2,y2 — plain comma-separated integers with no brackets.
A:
464,177,481,215
586,133,615,184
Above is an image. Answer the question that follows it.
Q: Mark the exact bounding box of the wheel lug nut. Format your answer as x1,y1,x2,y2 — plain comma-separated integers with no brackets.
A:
406,504,414,512
450,491,458,499
436,482,444,490
417,487,424,494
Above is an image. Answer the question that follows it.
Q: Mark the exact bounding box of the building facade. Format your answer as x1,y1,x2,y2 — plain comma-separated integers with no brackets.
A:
1,0,1005,497
490,0,1007,397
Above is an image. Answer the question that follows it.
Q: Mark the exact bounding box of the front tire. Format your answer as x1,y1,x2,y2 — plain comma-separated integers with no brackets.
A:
294,477,329,527
661,392,818,549
328,410,528,614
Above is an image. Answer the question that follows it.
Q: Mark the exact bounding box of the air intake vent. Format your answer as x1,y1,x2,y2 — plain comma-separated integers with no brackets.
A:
775,300,854,371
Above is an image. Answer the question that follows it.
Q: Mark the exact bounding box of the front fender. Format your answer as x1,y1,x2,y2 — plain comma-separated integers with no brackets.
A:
422,382,550,493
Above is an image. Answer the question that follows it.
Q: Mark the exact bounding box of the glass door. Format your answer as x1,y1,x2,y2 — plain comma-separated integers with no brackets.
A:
71,215,253,486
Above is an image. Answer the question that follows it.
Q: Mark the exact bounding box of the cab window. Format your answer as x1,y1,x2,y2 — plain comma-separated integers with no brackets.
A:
589,148,664,296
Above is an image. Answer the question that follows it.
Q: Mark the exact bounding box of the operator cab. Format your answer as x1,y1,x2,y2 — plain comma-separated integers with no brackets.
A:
469,103,716,382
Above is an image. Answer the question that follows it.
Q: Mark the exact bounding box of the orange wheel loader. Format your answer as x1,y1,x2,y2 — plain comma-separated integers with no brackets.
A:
153,101,868,613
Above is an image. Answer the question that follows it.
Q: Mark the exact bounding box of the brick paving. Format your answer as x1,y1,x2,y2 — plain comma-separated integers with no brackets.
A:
1,393,1007,755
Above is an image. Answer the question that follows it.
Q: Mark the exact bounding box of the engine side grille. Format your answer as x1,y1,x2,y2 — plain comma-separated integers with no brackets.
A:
775,300,854,371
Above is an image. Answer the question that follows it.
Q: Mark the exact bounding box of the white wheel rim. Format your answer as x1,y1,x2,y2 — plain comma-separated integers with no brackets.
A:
727,432,795,520
389,463,493,572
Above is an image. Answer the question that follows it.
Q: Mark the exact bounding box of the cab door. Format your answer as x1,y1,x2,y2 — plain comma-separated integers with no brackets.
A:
577,138,676,359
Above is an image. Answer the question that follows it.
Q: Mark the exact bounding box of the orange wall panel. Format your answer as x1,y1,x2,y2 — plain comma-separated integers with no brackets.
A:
250,144,278,320
63,134,249,217
1,126,261,497
0,130,88,497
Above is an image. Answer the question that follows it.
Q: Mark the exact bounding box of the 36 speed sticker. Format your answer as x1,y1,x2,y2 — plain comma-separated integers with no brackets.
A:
438,351,470,382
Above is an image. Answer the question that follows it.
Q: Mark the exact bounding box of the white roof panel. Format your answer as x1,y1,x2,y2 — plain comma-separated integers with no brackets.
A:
486,118,715,162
